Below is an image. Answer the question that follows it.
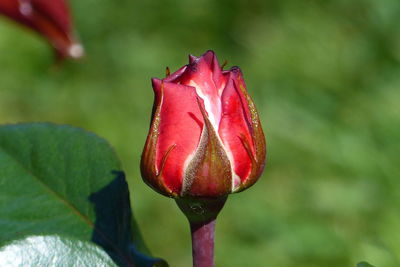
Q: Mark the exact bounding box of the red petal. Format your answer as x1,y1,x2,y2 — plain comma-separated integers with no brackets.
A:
229,67,266,191
179,50,227,129
141,79,176,197
164,65,187,83
183,50,226,93
207,51,226,93
229,67,253,131
154,79,203,194
188,54,197,64
218,75,253,183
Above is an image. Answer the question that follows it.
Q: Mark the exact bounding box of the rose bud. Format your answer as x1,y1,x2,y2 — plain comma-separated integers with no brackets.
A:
141,50,266,198
0,0,84,60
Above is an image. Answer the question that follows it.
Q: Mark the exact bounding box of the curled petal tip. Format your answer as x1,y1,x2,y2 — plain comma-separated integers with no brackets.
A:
203,50,216,56
151,78,163,93
200,50,216,66
189,54,197,64
230,66,241,72
151,77,162,85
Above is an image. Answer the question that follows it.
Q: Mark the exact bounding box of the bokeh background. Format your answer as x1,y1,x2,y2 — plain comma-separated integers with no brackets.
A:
1,0,400,266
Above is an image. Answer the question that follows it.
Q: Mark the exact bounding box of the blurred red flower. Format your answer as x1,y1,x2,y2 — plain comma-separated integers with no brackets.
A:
0,0,83,60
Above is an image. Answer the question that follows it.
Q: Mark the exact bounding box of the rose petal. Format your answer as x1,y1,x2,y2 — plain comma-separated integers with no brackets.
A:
153,79,203,194
229,67,253,132
230,68,267,191
179,51,226,129
164,65,187,83
219,74,253,183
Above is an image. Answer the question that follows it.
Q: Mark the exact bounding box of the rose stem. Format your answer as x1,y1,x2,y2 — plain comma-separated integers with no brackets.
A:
176,196,227,267
190,218,216,267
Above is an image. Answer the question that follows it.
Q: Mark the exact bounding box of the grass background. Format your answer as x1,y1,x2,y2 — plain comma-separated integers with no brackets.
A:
1,0,399,266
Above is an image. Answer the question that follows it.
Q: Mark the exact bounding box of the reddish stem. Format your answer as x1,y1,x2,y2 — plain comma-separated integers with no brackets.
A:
190,219,216,267
176,196,227,267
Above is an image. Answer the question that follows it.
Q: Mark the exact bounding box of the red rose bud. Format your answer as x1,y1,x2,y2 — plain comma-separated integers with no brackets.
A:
0,0,84,60
141,50,266,198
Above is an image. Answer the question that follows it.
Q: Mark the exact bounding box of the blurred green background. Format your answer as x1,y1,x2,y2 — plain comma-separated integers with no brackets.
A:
1,0,400,266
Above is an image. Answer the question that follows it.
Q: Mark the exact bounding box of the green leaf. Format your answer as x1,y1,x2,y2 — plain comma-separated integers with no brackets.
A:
0,123,167,267
357,261,376,267
0,235,117,266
